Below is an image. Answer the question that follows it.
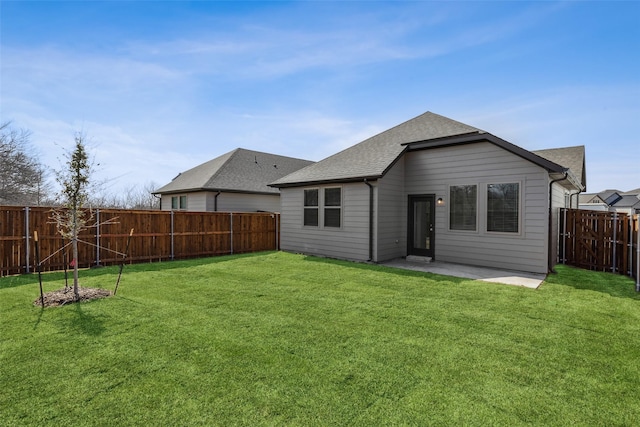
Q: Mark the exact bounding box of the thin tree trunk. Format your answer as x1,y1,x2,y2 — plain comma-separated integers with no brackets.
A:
72,237,79,301
72,207,80,301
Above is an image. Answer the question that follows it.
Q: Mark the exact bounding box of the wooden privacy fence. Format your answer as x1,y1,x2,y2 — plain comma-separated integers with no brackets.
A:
1,206,280,276
559,209,639,288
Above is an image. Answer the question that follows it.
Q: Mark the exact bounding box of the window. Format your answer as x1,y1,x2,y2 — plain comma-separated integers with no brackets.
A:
304,189,319,226
487,183,519,233
324,187,341,228
449,185,477,231
171,195,187,210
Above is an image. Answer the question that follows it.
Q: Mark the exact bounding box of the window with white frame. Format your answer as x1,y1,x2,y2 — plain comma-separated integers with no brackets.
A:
487,183,519,233
303,189,319,226
171,195,187,210
324,187,341,228
449,184,477,231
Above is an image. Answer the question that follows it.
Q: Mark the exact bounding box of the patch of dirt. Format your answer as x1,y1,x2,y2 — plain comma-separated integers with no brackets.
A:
34,287,112,307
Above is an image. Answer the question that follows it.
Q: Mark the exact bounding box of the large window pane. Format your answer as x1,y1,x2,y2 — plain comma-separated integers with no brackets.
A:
304,189,318,207
487,183,519,233
325,187,341,206
304,208,318,226
449,185,477,231
324,187,341,227
324,208,340,227
304,189,319,226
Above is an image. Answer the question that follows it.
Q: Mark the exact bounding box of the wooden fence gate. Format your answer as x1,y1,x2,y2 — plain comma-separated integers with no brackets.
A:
559,209,639,288
1,206,280,276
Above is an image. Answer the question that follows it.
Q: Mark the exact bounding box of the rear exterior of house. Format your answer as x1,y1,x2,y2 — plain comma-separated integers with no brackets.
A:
273,112,585,274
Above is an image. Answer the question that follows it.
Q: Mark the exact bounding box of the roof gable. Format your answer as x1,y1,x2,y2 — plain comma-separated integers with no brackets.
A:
272,111,585,191
271,111,482,187
155,148,313,195
579,193,604,204
405,132,568,173
531,146,587,191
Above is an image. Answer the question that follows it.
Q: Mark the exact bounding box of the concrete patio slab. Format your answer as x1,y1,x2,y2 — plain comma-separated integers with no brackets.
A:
381,258,546,289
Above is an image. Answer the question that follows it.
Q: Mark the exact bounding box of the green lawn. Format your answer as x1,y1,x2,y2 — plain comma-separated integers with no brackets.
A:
1,251,639,426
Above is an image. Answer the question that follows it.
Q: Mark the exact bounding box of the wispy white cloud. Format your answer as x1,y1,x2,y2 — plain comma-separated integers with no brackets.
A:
2,1,636,197
116,1,556,81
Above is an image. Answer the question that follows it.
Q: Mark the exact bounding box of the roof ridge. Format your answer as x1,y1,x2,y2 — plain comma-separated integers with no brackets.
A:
202,148,240,188
227,147,314,162
532,144,585,151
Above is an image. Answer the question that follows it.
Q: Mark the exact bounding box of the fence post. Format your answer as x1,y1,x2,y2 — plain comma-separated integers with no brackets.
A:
230,212,233,254
170,210,175,260
636,215,639,291
572,209,576,265
96,208,101,266
25,206,30,274
612,213,618,273
629,215,633,277
561,208,567,264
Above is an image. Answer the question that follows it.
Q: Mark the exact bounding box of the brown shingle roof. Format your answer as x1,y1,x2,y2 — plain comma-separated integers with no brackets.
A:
532,146,587,190
155,148,314,195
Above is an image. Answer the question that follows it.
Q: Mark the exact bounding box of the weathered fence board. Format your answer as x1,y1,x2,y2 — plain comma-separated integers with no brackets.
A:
0,206,280,276
560,208,639,286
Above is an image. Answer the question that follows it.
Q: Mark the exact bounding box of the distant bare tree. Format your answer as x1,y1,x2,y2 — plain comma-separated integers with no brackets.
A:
89,181,160,209
122,181,160,210
0,122,52,205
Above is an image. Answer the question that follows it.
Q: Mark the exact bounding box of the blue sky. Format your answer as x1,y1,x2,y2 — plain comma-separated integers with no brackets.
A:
1,1,638,195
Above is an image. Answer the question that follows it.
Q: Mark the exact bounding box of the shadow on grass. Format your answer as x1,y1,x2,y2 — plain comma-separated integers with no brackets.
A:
69,303,108,336
301,255,468,284
32,296,111,334
545,264,640,300
1,251,274,290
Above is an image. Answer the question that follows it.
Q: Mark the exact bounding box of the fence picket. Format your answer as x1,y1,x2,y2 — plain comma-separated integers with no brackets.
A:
560,208,639,285
1,206,280,276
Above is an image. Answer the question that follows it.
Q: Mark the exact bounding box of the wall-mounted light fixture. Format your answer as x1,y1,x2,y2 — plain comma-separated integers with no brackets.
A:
437,197,444,206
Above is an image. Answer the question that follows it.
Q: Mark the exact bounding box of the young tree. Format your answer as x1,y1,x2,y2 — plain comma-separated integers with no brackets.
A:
50,134,95,301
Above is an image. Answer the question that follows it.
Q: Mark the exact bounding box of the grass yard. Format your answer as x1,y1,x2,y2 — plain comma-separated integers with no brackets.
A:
1,251,639,426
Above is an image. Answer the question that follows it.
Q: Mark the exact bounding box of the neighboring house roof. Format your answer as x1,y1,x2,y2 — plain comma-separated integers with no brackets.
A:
581,189,624,206
612,195,640,209
271,111,583,190
595,189,622,201
531,146,587,191
604,192,623,205
579,193,605,204
155,148,314,195
579,188,640,212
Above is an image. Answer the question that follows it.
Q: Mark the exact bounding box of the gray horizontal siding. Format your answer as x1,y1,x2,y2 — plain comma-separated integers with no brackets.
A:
404,142,550,274
160,193,206,212
280,183,370,261
213,192,280,212
161,191,279,212
376,158,406,262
